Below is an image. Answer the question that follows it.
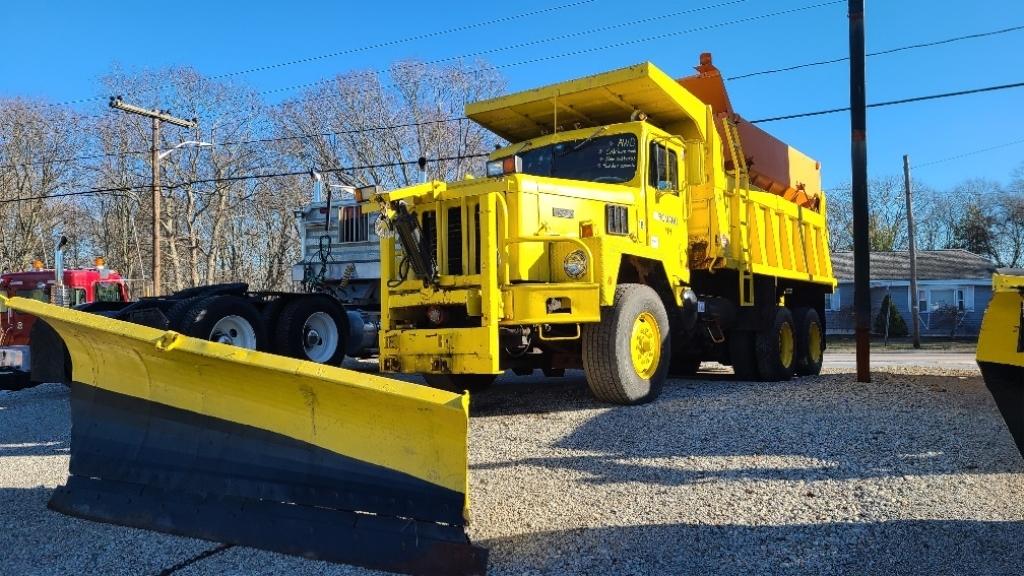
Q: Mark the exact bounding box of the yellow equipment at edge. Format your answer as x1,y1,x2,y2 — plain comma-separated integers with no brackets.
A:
0,294,487,576
976,269,1024,457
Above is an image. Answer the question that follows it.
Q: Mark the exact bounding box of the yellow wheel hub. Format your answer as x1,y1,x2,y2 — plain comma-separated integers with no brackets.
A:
807,322,822,364
630,311,661,379
779,322,795,367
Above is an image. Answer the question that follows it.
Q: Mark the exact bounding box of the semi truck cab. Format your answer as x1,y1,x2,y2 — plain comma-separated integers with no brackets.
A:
0,264,129,388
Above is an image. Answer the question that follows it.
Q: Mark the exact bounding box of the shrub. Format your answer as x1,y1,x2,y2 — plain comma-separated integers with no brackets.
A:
873,294,908,337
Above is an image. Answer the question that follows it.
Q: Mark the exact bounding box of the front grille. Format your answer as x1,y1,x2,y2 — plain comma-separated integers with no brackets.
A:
420,210,438,269
606,205,629,235
447,207,462,275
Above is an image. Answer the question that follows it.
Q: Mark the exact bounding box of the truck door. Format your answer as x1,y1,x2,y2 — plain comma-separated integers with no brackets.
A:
646,139,685,270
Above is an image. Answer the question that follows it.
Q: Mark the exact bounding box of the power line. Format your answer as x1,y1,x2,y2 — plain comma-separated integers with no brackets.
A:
916,138,1024,169
0,153,491,204
208,0,602,80
0,117,470,171
749,80,1024,123
17,1,600,111
2,0,823,171
252,0,839,101
728,24,1024,80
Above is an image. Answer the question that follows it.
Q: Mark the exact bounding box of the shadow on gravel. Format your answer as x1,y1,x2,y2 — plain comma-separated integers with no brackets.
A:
471,372,1024,483
0,383,70,457
482,519,1024,575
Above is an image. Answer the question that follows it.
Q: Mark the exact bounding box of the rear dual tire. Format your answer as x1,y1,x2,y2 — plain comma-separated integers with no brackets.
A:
729,305,824,381
172,294,349,366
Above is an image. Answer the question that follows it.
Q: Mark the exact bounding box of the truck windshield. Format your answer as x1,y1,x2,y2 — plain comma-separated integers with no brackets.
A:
518,133,638,184
15,288,49,302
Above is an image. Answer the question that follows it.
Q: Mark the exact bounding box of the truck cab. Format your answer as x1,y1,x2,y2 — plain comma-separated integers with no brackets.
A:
0,265,129,388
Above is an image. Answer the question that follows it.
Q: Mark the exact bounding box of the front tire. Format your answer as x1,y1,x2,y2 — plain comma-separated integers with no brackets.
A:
582,284,670,405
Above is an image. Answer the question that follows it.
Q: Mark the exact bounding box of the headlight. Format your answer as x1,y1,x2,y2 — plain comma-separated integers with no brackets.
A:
562,250,588,280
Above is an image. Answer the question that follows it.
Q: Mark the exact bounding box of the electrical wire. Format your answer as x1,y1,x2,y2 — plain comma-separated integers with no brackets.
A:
16,0,601,111
728,24,1024,80
251,0,840,102
915,138,1024,169
1,0,839,172
209,0,602,80
749,81,1024,123
0,153,491,204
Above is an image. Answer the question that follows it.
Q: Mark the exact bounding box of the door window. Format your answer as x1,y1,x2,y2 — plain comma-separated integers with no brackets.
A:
648,142,679,192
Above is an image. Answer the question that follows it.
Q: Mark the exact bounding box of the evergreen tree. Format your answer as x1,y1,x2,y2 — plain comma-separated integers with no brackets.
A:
873,294,908,337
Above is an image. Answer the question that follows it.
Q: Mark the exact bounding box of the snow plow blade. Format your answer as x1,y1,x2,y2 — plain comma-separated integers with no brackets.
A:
977,270,1024,458
2,296,486,576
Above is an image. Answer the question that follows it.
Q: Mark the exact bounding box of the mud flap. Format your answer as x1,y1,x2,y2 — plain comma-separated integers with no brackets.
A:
3,296,486,576
976,272,1024,458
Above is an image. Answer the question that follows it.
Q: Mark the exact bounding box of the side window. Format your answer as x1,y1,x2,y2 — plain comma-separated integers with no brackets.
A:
71,288,87,307
95,282,125,303
648,142,679,192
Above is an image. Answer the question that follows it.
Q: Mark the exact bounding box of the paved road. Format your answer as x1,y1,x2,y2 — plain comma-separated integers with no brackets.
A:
824,352,977,369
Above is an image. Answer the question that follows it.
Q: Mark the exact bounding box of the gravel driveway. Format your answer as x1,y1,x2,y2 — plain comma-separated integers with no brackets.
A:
2,363,1022,575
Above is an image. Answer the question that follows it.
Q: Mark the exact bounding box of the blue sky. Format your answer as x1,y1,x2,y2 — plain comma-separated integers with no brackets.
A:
2,0,1022,191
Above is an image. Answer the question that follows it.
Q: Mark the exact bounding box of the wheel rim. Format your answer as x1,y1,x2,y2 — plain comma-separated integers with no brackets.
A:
630,311,661,379
807,321,822,364
778,321,794,367
302,311,339,363
209,315,257,349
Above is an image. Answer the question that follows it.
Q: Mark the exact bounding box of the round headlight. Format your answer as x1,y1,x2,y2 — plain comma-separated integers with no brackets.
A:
563,249,588,280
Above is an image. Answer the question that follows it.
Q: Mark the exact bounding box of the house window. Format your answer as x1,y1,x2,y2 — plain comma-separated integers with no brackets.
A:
338,205,370,243
919,286,972,312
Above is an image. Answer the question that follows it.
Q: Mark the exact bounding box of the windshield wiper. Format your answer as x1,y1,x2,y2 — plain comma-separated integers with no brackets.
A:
571,126,608,152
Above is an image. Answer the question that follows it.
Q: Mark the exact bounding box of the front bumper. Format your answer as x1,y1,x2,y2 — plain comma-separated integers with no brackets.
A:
0,345,29,372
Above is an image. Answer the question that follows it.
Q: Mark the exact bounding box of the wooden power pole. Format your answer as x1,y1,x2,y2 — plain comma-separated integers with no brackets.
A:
849,0,871,382
904,154,921,349
109,97,196,296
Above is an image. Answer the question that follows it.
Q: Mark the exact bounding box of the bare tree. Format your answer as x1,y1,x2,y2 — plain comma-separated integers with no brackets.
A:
0,100,85,270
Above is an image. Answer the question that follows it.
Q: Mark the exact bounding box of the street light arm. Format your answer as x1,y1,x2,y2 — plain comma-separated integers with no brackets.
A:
157,141,214,161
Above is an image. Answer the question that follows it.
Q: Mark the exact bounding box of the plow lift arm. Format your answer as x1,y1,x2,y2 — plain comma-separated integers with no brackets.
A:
2,295,487,576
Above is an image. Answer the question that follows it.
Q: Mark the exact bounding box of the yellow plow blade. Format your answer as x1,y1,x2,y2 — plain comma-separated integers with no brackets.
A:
977,270,1024,458
3,296,486,576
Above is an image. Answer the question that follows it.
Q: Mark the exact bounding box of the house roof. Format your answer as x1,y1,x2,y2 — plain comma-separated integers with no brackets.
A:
831,249,995,282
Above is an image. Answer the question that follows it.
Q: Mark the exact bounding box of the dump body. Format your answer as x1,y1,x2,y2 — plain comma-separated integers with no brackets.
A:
375,59,835,396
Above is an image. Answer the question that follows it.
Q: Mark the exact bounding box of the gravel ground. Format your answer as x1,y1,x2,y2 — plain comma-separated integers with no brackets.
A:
1,361,1022,575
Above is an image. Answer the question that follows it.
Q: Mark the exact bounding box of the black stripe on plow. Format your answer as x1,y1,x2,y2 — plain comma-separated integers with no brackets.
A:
979,361,1024,459
49,382,487,576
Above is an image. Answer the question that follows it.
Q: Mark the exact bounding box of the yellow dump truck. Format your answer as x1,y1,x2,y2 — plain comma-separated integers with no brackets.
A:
373,55,835,403
977,269,1024,457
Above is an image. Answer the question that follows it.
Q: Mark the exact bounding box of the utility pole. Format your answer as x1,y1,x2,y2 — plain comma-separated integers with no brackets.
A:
904,154,921,349
109,97,196,296
848,0,871,383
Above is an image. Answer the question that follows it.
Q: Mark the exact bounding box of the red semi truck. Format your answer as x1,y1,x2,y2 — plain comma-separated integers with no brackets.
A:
0,261,130,389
